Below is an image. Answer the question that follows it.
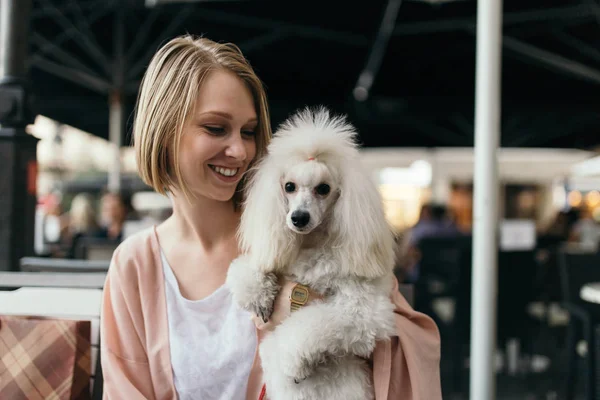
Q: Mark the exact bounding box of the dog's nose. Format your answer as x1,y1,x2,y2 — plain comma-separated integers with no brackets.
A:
291,210,310,228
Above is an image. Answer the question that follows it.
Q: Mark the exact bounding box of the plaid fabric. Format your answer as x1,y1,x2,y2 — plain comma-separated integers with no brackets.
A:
0,316,91,400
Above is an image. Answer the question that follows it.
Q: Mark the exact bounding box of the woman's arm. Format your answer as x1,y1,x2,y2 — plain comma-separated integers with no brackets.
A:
100,251,155,399
381,276,442,400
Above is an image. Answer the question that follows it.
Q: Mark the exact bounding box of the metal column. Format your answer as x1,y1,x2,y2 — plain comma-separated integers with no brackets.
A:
0,0,38,271
469,0,503,398
108,91,123,193
107,6,126,194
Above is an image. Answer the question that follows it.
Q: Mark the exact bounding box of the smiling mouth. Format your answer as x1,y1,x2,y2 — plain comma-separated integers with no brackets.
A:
209,165,240,177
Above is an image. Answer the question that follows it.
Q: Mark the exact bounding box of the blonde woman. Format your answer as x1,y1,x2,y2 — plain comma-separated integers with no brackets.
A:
100,35,442,400
69,193,99,233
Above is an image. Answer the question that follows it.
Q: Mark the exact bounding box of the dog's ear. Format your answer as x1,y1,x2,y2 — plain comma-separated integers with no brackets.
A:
331,158,395,279
239,157,296,273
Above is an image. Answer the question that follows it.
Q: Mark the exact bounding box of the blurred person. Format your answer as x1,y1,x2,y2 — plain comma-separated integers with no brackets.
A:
394,204,432,278
121,192,140,221
545,209,579,242
545,210,569,238
39,191,62,217
100,35,441,400
36,191,74,257
65,193,103,258
398,203,461,283
34,191,66,256
99,192,127,242
411,204,461,242
68,193,100,233
571,207,600,250
417,203,433,224
41,191,69,234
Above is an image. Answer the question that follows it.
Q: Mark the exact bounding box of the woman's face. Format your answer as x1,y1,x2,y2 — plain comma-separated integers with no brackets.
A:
177,69,258,203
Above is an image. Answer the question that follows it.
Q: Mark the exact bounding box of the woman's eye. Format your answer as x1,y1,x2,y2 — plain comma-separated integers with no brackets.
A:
204,126,225,135
284,182,296,193
315,183,330,196
242,130,256,137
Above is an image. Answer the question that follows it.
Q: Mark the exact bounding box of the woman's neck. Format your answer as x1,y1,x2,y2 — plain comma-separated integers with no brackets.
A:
166,191,240,250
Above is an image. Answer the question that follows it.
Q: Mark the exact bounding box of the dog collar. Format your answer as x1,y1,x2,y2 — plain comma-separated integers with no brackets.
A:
289,283,310,312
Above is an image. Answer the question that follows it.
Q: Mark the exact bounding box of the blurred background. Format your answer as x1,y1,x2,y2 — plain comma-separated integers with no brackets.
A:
2,0,600,399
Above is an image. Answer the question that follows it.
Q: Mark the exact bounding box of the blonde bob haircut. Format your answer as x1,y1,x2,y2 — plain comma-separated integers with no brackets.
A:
133,35,272,209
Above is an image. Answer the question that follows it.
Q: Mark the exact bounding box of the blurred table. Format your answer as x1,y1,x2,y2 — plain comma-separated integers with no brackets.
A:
20,257,110,272
0,271,106,288
580,282,600,304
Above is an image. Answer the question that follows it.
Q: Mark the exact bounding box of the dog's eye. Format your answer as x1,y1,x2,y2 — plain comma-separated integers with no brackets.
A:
315,183,330,196
284,182,296,193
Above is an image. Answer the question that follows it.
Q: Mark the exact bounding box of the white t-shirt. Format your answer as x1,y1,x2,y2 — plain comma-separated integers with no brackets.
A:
161,251,257,400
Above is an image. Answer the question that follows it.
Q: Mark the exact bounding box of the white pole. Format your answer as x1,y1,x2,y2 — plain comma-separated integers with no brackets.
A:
107,91,122,193
470,0,503,399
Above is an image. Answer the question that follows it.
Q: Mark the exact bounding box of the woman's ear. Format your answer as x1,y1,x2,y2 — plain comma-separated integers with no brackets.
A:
331,159,395,279
239,157,296,273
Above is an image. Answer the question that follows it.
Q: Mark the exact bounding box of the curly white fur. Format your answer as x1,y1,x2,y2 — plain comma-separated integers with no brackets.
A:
226,107,397,400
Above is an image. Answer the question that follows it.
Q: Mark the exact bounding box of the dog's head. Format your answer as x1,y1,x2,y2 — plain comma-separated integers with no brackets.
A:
282,159,340,235
239,106,395,278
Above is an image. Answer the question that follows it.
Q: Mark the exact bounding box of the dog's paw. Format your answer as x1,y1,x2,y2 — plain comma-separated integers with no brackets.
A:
227,257,280,321
248,272,279,323
349,339,376,360
283,356,312,384
284,352,330,384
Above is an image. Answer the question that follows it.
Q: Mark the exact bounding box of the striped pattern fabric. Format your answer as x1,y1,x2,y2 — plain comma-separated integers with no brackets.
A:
0,316,91,400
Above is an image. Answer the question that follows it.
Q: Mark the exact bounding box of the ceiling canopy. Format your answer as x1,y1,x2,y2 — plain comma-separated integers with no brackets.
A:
28,0,600,149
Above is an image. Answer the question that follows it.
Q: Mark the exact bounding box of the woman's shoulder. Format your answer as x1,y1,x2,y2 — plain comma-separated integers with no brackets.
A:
109,226,160,280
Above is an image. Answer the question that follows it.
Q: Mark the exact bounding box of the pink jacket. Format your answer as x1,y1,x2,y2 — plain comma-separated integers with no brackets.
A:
100,227,442,399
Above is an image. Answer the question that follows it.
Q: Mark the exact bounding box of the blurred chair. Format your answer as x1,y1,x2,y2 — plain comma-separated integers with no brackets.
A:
497,251,538,350
532,235,566,312
415,235,472,394
559,250,600,400
0,271,105,399
414,236,469,313
75,237,120,261
0,271,107,290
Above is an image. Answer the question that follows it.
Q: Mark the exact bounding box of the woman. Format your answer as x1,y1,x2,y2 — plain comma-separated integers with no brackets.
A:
100,35,441,400
65,193,102,259
98,192,127,242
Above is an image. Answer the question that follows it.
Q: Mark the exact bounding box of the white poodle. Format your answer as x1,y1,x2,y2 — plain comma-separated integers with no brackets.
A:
226,107,397,400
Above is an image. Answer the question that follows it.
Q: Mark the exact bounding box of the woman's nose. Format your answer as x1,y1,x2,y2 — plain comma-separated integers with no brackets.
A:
224,133,248,161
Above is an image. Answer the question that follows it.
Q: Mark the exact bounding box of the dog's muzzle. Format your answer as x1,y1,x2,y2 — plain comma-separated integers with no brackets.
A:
291,210,310,228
